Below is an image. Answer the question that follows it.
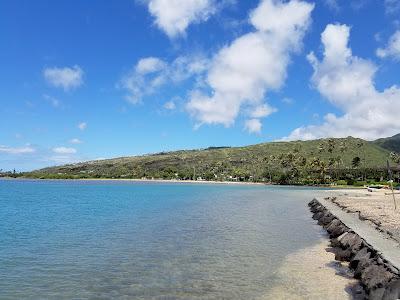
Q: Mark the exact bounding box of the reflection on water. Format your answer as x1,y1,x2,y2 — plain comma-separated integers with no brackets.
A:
0,180,337,299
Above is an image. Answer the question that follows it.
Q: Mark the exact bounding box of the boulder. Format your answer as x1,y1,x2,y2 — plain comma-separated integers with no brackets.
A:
326,219,341,232
318,213,335,226
335,248,352,261
361,264,395,291
369,287,386,300
354,257,374,279
329,224,349,239
350,247,371,269
312,211,324,220
339,232,357,248
308,199,319,207
382,279,400,300
331,232,351,247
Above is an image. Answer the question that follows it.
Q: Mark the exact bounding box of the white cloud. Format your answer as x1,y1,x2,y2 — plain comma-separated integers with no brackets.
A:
69,138,83,144
147,0,216,38
0,145,35,154
43,94,61,108
78,122,87,131
136,57,166,74
186,0,313,132
385,0,400,14
324,0,339,11
52,147,77,154
164,100,176,110
249,103,277,118
285,23,400,141
43,65,84,91
244,118,262,134
119,55,209,104
377,30,400,60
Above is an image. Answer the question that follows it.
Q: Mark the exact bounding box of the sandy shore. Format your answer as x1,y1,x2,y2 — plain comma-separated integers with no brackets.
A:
4,177,268,186
263,238,360,300
321,188,400,244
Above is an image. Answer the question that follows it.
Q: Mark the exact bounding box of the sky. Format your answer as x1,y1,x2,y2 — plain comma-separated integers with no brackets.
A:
1,0,400,171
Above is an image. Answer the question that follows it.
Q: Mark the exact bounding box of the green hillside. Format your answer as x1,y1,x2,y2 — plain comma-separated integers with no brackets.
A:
373,134,400,153
25,137,398,185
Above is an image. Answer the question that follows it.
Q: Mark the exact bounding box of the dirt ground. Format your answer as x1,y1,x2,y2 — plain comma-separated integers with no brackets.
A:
322,188,400,243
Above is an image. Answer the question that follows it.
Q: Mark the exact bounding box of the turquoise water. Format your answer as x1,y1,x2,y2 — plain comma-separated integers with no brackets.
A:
0,180,324,299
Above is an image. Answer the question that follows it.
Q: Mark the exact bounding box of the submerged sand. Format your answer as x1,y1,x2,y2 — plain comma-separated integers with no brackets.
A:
263,237,359,300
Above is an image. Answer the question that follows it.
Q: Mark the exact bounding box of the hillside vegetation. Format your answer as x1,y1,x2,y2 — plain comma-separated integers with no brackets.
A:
373,133,400,153
24,136,400,185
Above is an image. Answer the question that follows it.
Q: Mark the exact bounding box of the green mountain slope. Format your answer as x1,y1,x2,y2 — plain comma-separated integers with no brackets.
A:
373,134,400,153
26,137,395,183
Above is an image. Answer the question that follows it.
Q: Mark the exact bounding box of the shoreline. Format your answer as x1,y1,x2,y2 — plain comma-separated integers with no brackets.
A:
0,177,268,186
1,177,368,190
309,198,400,299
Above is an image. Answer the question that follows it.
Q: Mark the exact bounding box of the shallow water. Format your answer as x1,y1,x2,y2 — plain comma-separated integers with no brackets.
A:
0,180,335,299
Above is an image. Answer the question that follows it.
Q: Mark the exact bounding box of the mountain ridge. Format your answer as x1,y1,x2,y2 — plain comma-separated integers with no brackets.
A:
24,136,400,184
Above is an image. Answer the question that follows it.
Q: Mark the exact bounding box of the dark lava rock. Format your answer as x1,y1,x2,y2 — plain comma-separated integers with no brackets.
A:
308,199,318,207
326,219,341,232
382,279,400,300
335,248,353,261
369,287,386,300
339,232,363,254
329,224,349,239
361,264,394,290
310,204,324,213
318,213,335,226
354,257,374,279
349,235,364,253
331,232,348,247
339,232,357,248
350,247,371,269
385,264,399,276
312,211,324,220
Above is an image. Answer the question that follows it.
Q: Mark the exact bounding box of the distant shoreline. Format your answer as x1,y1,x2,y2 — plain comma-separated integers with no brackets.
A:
1,177,268,186
1,177,368,189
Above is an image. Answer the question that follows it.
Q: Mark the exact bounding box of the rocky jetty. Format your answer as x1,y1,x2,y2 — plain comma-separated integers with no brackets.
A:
309,198,400,300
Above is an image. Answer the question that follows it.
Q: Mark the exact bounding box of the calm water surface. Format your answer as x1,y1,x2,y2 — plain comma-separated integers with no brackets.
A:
0,180,325,299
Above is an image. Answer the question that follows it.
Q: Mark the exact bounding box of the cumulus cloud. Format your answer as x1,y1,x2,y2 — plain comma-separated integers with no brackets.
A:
244,118,262,134
147,0,217,38
186,0,314,131
69,138,83,144
136,57,166,74
377,30,400,60
119,55,209,104
43,65,84,91
0,145,35,154
249,103,277,118
285,23,400,141
52,147,77,154
78,122,87,130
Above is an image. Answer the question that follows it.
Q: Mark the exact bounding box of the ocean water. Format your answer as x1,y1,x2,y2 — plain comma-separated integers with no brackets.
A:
0,180,327,299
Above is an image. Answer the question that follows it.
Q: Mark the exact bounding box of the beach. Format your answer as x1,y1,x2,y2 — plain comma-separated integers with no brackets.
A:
322,188,400,244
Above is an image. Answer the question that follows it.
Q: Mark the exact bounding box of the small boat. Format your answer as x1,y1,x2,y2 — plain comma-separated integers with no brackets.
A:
367,185,385,192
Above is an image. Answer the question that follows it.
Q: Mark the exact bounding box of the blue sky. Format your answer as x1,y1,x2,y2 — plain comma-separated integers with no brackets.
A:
1,0,400,171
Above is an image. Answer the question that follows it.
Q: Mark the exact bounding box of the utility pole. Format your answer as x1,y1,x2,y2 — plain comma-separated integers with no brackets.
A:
387,160,397,210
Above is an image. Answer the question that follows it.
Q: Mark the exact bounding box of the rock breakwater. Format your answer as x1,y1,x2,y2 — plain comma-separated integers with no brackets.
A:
309,198,400,300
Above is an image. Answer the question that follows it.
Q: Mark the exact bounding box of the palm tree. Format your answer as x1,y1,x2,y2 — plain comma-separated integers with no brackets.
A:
352,156,361,169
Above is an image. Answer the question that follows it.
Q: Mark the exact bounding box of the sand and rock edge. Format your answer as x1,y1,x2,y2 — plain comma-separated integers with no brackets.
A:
309,198,400,300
